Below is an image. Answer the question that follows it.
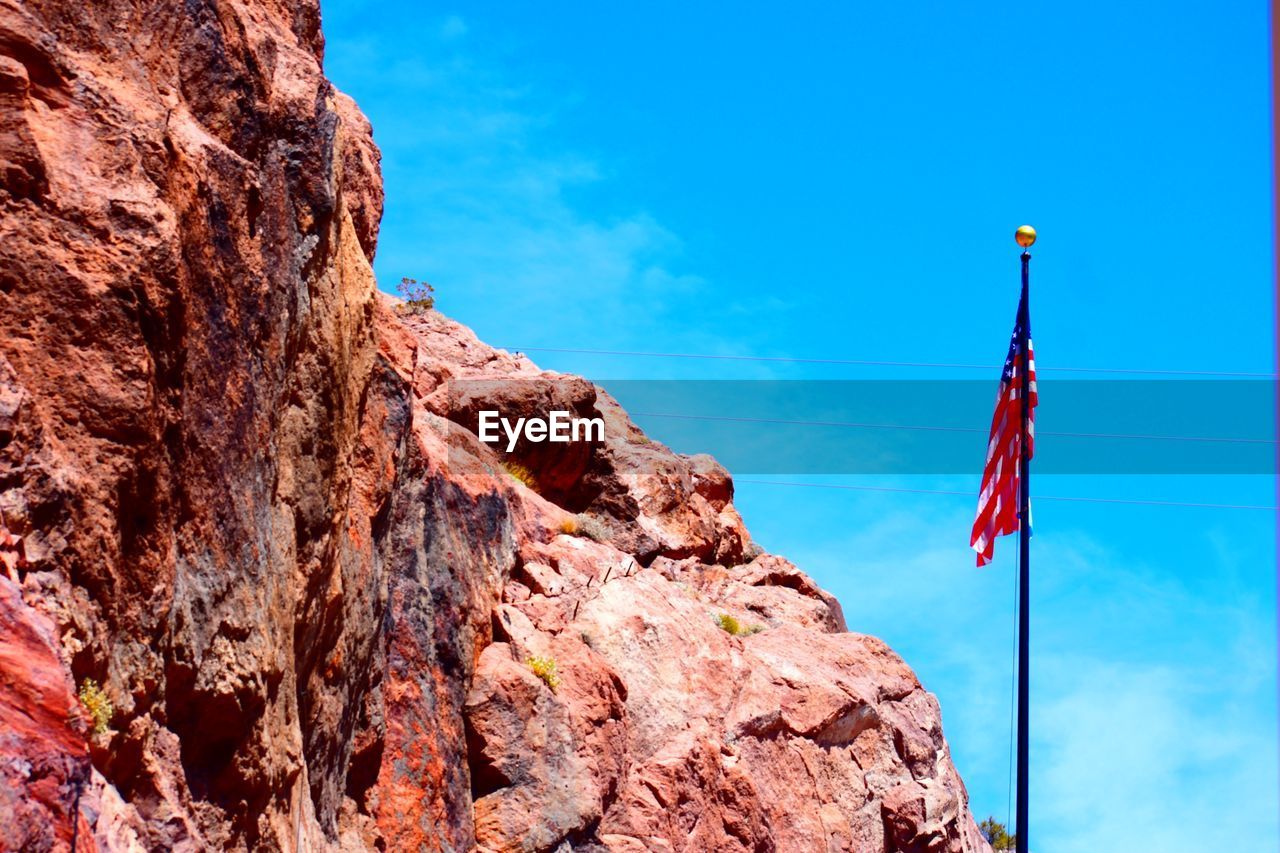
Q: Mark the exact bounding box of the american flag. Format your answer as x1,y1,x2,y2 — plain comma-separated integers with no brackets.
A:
971,285,1037,566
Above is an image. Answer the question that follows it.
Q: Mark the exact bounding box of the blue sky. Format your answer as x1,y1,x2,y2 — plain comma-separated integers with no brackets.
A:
321,3,1277,849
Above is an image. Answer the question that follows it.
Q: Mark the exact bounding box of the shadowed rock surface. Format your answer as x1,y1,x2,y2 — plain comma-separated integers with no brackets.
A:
0,0,990,850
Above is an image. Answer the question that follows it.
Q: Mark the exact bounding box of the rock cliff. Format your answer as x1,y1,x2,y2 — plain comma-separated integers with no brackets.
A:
0,0,990,850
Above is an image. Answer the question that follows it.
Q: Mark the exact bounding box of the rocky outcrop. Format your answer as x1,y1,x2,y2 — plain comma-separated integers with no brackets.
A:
0,576,91,850
0,0,989,850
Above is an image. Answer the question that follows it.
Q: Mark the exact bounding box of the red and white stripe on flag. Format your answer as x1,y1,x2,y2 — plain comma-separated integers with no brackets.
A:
970,315,1037,566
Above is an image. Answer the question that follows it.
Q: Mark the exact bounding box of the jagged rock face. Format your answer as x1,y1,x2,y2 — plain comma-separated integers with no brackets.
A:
0,1,990,851
0,0,392,847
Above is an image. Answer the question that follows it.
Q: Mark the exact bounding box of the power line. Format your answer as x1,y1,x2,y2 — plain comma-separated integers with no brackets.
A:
505,345,1277,378
734,479,1279,510
631,411,1278,445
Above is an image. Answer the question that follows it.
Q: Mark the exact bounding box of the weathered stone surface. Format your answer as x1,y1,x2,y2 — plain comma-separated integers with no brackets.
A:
0,0,989,850
0,0,401,846
0,576,92,852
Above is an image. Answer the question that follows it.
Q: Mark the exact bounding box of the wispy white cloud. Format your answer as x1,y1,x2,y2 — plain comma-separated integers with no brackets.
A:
326,19,712,364
1024,520,1278,851
1037,656,1278,852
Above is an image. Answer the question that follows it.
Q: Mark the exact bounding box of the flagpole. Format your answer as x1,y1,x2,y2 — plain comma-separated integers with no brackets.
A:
1015,227,1035,853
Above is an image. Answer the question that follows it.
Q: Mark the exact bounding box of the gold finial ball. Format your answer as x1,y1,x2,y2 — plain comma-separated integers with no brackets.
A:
1015,225,1037,248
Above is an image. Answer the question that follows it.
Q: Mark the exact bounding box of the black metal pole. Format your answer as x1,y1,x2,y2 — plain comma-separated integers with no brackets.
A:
1016,250,1031,853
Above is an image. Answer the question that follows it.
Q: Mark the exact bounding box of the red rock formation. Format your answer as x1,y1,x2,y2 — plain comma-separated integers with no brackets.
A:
0,576,92,851
0,0,990,850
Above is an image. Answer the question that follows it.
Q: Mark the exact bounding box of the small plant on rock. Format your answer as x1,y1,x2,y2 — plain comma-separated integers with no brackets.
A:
527,655,561,692
502,461,539,492
558,514,606,541
714,613,743,635
396,277,435,314
714,613,764,637
78,678,113,735
978,817,1016,851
